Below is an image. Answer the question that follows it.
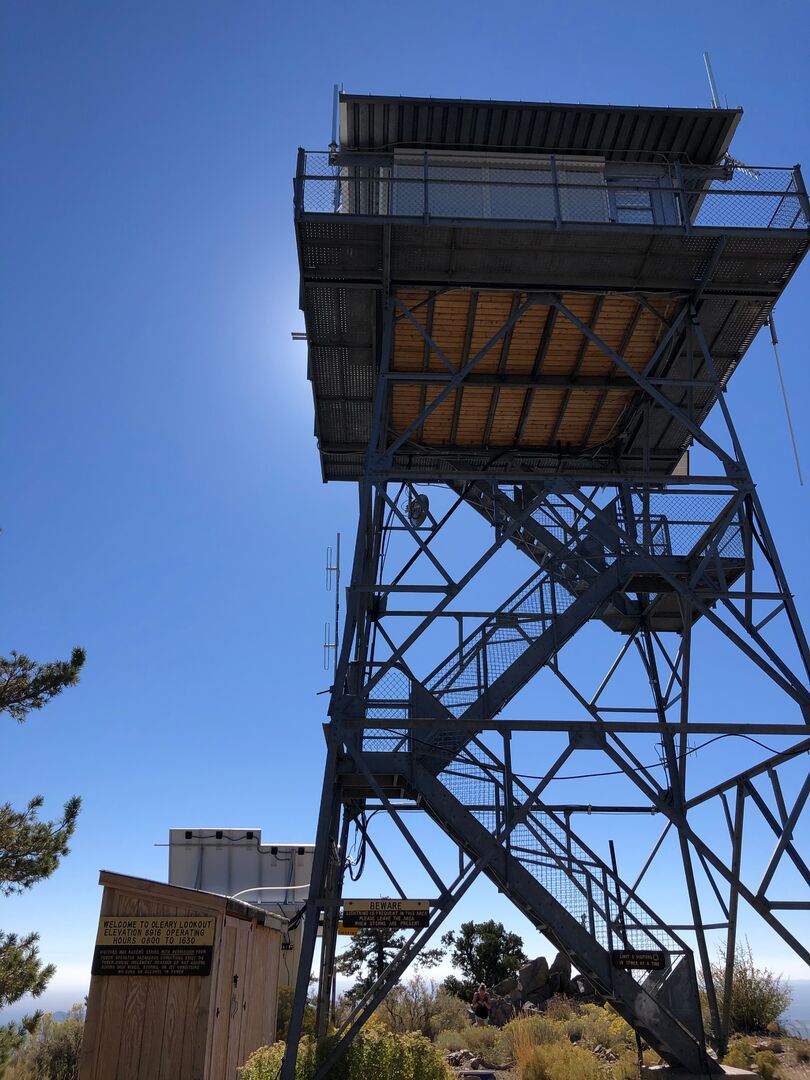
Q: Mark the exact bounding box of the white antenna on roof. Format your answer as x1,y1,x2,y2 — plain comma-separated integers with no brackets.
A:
703,52,721,109
330,83,340,150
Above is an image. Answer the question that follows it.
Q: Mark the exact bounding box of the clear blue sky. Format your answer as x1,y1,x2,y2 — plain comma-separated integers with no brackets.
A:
1,0,808,1015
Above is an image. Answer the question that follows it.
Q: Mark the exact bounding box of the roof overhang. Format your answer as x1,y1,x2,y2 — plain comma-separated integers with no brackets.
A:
339,93,742,165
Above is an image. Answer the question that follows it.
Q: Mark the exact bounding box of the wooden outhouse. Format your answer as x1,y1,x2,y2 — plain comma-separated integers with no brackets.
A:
79,871,284,1080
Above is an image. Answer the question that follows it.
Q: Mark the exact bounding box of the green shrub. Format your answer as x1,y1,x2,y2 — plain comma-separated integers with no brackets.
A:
276,986,317,1042
709,942,792,1034
576,1004,633,1052
544,995,576,1022
239,1030,453,1080
432,1024,504,1063
432,990,471,1035
564,1017,584,1042
753,1049,781,1080
497,1014,565,1060
723,1037,754,1068
611,1049,641,1079
463,1025,499,1054
372,979,470,1041
4,1006,84,1080
522,1041,601,1080
433,1030,467,1053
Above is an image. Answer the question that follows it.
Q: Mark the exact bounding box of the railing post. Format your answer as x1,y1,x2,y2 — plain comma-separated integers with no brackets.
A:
423,150,430,224
550,155,562,227
294,147,306,217
674,160,691,234
793,164,810,228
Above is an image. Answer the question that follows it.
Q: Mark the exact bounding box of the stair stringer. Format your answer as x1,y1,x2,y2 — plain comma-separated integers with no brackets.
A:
410,760,718,1075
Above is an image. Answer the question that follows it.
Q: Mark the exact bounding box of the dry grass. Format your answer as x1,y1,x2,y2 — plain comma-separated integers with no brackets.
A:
498,1015,565,1067
521,1041,602,1080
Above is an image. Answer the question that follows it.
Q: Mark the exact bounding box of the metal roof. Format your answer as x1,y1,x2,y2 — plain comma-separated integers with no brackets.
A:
339,93,741,165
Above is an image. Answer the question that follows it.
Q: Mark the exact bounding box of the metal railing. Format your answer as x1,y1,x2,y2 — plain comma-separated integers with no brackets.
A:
295,151,810,232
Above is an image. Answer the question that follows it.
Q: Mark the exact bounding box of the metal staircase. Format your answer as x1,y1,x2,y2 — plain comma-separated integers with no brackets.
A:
414,762,713,1074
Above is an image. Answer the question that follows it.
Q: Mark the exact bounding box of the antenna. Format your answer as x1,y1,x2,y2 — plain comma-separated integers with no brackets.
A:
324,533,341,670
768,315,804,485
703,52,721,109
330,83,340,150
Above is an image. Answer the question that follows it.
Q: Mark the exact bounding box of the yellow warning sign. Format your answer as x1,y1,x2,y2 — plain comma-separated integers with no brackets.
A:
96,917,215,948
342,899,429,929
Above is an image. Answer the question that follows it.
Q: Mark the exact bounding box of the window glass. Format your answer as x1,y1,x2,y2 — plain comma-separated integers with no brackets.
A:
390,153,608,222
487,164,555,221
558,162,609,222
614,188,655,224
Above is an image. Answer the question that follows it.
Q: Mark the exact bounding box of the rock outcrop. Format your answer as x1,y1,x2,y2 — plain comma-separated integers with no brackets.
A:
463,950,600,1027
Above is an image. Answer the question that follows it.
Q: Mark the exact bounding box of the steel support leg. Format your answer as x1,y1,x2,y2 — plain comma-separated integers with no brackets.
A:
280,733,342,1080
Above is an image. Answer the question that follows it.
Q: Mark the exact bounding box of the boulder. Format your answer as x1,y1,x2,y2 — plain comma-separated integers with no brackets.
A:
492,976,517,997
446,1050,475,1068
525,983,552,1005
548,951,572,994
517,955,549,994
571,974,599,998
488,993,515,1027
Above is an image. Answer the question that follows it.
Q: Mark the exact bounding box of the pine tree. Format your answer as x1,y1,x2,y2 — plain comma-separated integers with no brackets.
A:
0,647,85,1074
441,919,527,999
336,926,443,1001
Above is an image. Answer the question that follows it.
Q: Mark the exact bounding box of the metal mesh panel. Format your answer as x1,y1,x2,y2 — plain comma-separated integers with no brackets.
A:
437,743,684,958
618,493,743,559
365,666,411,722
299,153,809,231
426,570,574,717
695,168,807,230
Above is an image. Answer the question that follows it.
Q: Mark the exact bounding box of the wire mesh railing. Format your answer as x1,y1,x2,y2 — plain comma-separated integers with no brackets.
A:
358,491,743,725
435,743,686,959
296,151,810,232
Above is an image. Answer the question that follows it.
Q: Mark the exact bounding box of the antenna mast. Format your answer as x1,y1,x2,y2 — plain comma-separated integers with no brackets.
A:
703,52,721,109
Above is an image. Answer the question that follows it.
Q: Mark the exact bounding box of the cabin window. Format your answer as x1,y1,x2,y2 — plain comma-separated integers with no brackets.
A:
556,161,609,222
606,170,682,226
339,154,683,225
613,187,655,224
390,153,609,223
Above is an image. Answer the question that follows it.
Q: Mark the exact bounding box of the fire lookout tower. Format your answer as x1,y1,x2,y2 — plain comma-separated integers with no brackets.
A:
283,93,810,1078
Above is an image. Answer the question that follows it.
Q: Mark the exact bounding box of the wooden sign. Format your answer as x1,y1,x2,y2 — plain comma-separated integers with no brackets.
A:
611,949,667,971
91,916,216,977
342,899,430,930
337,922,358,936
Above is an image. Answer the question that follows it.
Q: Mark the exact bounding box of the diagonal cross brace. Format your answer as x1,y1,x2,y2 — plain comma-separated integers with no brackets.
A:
554,300,738,471
385,295,545,457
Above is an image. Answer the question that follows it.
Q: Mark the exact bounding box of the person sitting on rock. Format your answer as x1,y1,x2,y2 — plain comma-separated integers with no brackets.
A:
471,983,491,1025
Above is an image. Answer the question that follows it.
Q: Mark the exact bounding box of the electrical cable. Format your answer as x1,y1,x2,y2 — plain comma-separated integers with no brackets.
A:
345,809,381,881
375,725,804,784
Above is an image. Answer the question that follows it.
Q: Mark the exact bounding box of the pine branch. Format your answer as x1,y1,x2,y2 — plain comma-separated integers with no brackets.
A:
0,797,81,896
0,648,86,723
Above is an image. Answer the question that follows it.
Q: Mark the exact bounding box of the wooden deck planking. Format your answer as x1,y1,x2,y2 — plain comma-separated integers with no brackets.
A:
387,289,676,451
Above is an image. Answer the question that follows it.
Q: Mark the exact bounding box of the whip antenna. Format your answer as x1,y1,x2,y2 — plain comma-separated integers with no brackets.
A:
768,314,804,485
703,52,721,109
